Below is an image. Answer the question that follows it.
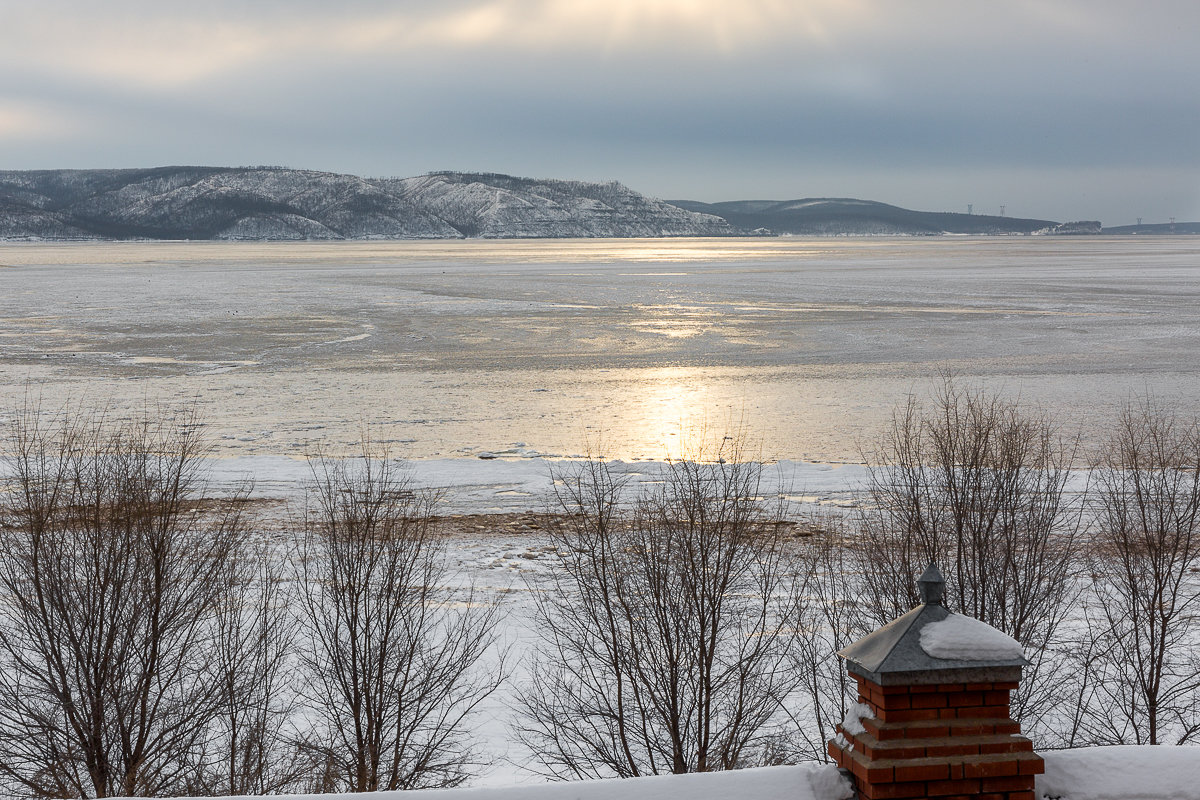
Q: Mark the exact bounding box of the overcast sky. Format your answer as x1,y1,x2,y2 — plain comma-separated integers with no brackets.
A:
2,1,1196,224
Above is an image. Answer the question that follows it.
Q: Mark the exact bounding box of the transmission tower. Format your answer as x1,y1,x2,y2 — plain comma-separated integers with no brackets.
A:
967,204,973,215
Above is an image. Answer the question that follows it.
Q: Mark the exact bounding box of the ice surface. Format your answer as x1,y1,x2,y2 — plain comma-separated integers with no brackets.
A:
3,238,1200,464
919,613,1024,661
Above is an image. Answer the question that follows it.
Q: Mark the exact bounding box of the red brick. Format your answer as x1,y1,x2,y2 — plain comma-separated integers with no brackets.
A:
962,758,1020,779
909,684,939,693
894,762,950,782
993,681,1020,690
926,778,981,796
925,741,981,757
847,753,894,784
859,780,929,800
905,724,949,738
979,738,1033,755
984,690,1011,706
910,693,947,709
943,691,983,707
957,705,1011,718
880,684,911,695
1018,755,1046,775
865,741,927,760
863,717,899,739
879,693,912,710
977,794,1006,800
980,775,1036,792
1008,792,1037,800
939,682,993,692
880,708,940,722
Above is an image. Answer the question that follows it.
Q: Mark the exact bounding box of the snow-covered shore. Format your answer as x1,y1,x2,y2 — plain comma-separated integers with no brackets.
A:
204,454,873,515
1037,746,1200,800
106,747,1200,800
127,764,850,800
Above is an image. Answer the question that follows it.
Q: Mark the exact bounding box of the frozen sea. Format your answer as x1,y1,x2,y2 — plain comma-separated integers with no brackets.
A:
4,236,1200,785
2,236,1199,509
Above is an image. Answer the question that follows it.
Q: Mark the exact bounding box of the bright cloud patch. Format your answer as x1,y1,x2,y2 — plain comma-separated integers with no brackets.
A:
0,103,75,140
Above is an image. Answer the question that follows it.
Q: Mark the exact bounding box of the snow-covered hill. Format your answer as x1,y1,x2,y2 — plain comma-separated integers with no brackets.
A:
669,197,1061,235
0,167,732,241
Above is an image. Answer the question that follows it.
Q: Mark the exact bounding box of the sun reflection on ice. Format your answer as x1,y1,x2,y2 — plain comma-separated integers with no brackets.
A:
611,366,748,461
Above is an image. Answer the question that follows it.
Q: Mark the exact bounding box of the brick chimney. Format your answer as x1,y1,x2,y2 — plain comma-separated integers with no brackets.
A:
827,564,1044,800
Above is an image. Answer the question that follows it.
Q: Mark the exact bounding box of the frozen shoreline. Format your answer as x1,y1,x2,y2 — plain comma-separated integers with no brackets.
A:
205,455,873,515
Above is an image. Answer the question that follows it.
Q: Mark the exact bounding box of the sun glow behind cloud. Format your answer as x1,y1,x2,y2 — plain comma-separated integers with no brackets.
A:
0,102,77,141
416,0,858,53
1,1,864,91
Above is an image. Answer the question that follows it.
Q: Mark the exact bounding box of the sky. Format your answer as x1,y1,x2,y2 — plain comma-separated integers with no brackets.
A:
1,0,1197,225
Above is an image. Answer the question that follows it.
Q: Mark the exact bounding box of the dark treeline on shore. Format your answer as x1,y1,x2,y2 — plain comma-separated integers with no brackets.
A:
0,380,1198,798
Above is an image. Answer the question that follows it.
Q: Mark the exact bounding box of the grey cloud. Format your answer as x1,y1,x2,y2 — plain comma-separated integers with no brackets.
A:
1,1,1197,224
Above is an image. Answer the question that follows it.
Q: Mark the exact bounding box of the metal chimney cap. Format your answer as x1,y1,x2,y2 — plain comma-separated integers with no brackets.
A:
918,563,946,606
836,562,1029,685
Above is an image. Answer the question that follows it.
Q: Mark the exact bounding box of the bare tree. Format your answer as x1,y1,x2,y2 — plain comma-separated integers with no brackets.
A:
0,402,249,798
518,437,806,779
1078,399,1200,745
191,542,307,796
788,514,871,762
854,377,1082,741
295,445,503,792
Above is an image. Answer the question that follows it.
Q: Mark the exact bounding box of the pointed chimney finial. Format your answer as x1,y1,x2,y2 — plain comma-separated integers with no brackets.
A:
918,563,945,606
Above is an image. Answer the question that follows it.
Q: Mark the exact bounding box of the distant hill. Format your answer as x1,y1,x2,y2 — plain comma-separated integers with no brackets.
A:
5,167,1184,241
667,197,1060,236
0,167,732,241
1103,221,1200,235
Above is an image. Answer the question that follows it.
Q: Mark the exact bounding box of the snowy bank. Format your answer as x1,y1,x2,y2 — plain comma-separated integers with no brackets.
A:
1039,746,1200,800
204,455,870,514
98,746,1200,800
112,764,851,800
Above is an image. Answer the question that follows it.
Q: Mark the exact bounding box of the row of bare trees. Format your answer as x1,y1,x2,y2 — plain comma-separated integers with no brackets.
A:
0,405,500,798
518,439,804,779
519,380,1200,771
1,384,1198,796
851,379,1200,748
